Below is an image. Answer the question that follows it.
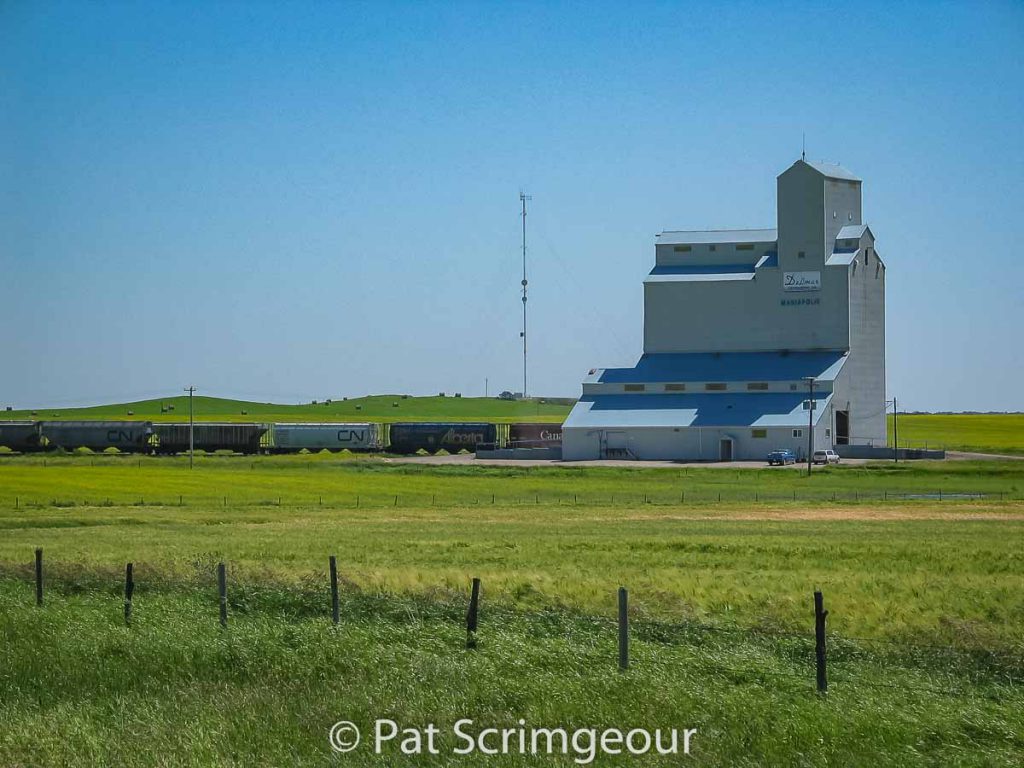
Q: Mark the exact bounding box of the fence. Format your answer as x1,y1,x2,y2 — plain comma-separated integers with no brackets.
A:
20,548,1022,697
3,486,1016,511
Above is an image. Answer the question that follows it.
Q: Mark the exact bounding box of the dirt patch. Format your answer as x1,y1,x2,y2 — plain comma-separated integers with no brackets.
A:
612,503,1024,522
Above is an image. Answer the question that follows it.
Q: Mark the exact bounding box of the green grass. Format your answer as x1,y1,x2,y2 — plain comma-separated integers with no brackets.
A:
1,457,1023,645
2,458,1022,765
889,413,1024,456
1,452,1021,508
3,394,572,424
1,585,1020,767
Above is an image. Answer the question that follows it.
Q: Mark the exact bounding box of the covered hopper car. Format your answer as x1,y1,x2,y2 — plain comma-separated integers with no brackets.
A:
153,423,266,454
0,421,43,452
508,422,563,448
270,423,381,452
387,422,497,454
38,421,153,452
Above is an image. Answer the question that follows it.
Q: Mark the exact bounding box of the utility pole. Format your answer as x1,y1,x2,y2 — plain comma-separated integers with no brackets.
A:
485,377,488,399
805,377,815,477
184,386,196,469
520,191,532,399
893,395,898,463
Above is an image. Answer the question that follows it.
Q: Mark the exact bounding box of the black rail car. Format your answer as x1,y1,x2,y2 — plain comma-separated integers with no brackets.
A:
0,421,42,452
38,421,153,452
153,423,267,454
388,422,497,454
508,422,563,448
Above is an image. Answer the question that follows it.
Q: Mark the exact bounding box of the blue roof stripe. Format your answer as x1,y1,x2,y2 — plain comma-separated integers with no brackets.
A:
594,351,847,384
564,392,832,429
649,264,757,276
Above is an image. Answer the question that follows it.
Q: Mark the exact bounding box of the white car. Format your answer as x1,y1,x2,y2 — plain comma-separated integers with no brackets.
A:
812,449,840,465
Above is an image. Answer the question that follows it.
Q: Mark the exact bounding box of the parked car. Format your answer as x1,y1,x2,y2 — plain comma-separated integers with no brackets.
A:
812,449,841,465
767,449,797,466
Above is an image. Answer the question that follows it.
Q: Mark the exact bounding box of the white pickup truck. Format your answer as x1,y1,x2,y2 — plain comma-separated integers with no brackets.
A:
812,449,841,465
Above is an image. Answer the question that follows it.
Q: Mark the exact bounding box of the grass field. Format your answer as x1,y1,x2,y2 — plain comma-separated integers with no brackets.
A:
1,457,1022,765
3,394,573,424
890,413,1024,455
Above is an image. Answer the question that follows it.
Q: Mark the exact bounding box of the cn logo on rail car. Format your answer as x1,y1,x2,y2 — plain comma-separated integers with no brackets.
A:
337,429,367,443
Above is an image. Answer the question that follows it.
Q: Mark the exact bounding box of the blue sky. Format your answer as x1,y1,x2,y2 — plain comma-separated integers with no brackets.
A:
2,0,1022,411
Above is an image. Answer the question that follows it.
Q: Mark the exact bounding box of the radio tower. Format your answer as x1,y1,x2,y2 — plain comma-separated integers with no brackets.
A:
520,191,532,398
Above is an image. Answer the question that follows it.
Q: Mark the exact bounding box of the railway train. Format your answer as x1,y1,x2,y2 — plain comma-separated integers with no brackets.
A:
0,420,563,455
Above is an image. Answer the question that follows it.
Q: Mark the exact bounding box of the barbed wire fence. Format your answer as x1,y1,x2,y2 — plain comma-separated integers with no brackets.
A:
15,549,1023,699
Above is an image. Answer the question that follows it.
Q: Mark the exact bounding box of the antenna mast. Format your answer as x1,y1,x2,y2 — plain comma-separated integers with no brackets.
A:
520,191,532,398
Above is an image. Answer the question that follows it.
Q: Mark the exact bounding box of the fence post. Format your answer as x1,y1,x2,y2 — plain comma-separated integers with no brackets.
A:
34,548,43,607
218,563,228,628
124,563,134,626
328,555,340,625
618,587,629,670
466,577,481,649
814,590,828,693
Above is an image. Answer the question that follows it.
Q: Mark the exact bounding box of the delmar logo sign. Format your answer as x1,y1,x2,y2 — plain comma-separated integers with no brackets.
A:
783,271,821,292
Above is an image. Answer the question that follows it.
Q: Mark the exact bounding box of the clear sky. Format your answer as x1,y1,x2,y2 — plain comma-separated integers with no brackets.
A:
2,0,1022,412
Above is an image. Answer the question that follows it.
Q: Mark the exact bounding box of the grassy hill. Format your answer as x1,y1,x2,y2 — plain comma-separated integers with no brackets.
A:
889,413,1024,456
3,394,572,424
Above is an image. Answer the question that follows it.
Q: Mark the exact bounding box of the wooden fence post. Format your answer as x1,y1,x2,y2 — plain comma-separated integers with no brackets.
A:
124,563,134,625
218,563,228,628
814,590,828,693
329,555,339,626
618,587,629,670
34,548,43,607
466,577,481,649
